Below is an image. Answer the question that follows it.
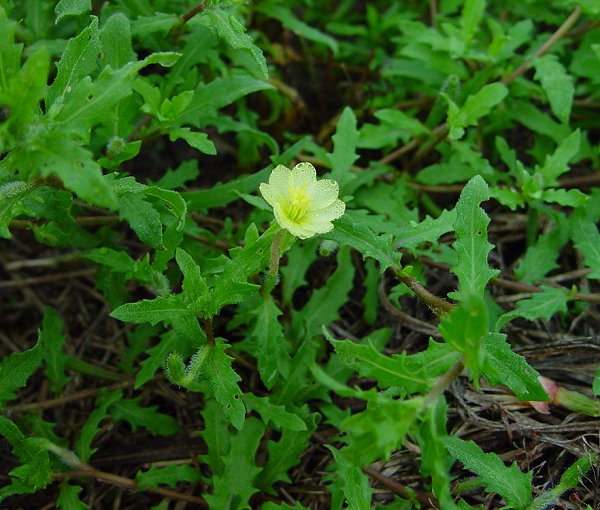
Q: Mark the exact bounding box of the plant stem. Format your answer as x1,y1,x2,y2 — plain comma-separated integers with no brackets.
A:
261,228,284,297
394,268,453,317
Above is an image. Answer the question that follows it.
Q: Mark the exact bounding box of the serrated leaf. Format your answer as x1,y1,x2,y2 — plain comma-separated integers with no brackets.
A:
0,181,37,238
204,417,264,509
395,209,457,251
460,0,485,43
176,248,210,305
329,447,373,510
294,246,354,338
448,83,507,139
39,307,70,394
449,175,498,301
529,455,596,510
16,134,118,208
178,75,273,126
0,337,43,408
327,106,359,189
201,342,246,430
135,464,202,490
143,186,187,230
325,211,401,272
541,188,587,207
499,286,570,327
0,417,52,502
110,397,179,435
444,436,532,509
416,402,458,509
54,0,91,24
75,390,123,462
256,413,318,491
155,160,199,190
47,17,100,108
536,130,580,187
260,4,338,55
571,218,600,279
169,127,217,154
342,397,422,464
439,294,488,378
515,222,569,284
100,13,135,69
201,9,268,79
482,333,547,401
118,192,163,249
534,54,574,123
131,12,178,37
244,394,306,431
111,295,194,326
250,297,291,389
57,482,86,510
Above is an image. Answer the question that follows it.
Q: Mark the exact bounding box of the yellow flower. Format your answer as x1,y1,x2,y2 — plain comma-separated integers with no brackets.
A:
260,162,345,239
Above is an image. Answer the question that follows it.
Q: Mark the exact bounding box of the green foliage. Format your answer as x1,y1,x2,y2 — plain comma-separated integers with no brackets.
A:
445,436,533,509
2,1,599,508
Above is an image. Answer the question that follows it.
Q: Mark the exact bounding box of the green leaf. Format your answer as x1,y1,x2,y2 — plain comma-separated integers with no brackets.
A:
201,9,268,79
0,181,37,238
327,107,359,190
75,389,123,462
0,417,52,502
201,342,246,430
176,248,210,305
15,135,118,208
57,482,87,510
449,175,499,301
249,297,291,389
447,83,507,139
329,447,373,510
528,454,596,510
460,0,485,44
260,4,338,55
536,130,580,187
499,286,570,326
0,336,43,408
541,188,587,208
326,329,449,394
199,398,230,476
111,295,194,326
55,0,91,24
178,75,273,126
594,367,600,396
395,209,457,251
515,222,569,284
110,397,179,435
205,417,264,510
256,413,318,491
326,211,401,273
118,192,163,249
244,394,306,431
444,436,532,509
280,238,319,306
571,218,600,279
342,397,422,465
294,246,354,338
130,12,178,38
47,17,100,108
135,464,202,490
143,186,187,230
439,294,488,378
40,307,70,394
482,333,547,401
168,127,217,154
533,55,574,123
100,13,136,69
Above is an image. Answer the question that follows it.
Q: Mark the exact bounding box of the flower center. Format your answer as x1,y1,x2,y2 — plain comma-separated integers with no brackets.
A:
286,188,311,222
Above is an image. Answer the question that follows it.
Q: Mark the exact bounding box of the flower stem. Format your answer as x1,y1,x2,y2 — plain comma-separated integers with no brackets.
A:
262,228,284,297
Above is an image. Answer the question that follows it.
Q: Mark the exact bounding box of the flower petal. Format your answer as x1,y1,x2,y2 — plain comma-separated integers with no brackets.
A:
290,162,317,193
310,178,339,210
267,165,293,202
299,199,346,233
